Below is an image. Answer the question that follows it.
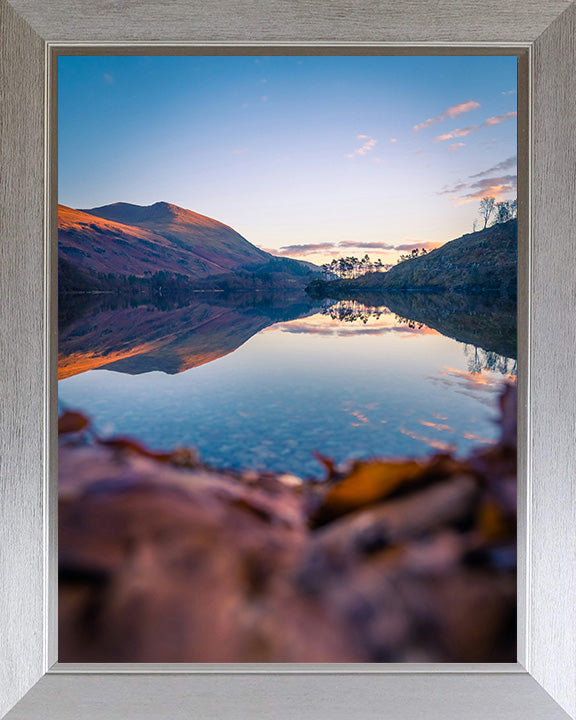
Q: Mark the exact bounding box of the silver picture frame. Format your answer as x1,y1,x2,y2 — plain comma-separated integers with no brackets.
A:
1,1,575,718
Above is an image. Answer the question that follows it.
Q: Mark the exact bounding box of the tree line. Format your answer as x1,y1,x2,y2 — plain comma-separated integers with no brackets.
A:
321,255,393,279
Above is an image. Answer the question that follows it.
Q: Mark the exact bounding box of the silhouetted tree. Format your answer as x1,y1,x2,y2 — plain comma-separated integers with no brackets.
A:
396,248,428,264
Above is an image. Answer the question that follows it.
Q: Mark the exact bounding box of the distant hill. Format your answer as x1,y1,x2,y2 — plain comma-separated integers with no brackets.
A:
309,219,517,296
59,201,320,293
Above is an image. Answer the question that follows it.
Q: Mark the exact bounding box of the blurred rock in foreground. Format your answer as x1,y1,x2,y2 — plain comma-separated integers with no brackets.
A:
58,385,517,663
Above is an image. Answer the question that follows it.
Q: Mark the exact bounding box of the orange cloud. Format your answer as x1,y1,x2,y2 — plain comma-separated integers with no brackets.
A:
454,184,514,204
448,142,465,151
456,174,517,203
394,240,441,252
414,100,480,131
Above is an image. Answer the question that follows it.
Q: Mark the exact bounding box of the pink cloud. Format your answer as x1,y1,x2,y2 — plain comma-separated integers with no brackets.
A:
434,111,517,142
275,242,336,257
338,241,394,250
483,111,517,126
414,100,480,131
346,135,378,158
434,126,477,142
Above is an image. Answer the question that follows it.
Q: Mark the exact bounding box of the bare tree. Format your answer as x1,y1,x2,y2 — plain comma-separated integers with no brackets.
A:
478,197,496,229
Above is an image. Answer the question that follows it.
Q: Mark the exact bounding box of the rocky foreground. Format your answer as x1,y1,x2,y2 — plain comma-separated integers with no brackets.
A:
59,386,517,663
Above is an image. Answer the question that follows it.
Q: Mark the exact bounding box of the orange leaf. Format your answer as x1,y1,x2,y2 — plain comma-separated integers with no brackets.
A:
477,499,513,542
315,459,424,524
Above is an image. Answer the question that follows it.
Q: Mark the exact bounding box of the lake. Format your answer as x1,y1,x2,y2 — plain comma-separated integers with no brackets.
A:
58,292,516,478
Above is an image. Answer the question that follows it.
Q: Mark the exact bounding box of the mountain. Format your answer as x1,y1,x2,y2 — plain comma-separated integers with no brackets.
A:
59,205,218,278
58,201,319,291
78,201,270,273
309,219,517,296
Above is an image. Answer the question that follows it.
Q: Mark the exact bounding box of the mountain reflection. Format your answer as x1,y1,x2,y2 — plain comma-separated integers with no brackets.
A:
58,292,321,379
58,291,516,380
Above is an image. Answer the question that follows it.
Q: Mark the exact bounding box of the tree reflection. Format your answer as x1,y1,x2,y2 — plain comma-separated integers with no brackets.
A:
322,300,390,324
394,315,426,331
464,344,517,376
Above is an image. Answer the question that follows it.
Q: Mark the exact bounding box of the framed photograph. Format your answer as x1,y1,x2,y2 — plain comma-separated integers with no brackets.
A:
1,1,575,719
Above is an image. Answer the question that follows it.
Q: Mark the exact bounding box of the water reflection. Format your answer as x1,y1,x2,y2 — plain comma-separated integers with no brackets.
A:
58,292,516,477
58,291,321,379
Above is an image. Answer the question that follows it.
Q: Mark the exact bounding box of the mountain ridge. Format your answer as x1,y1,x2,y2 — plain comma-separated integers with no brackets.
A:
59,201,320,292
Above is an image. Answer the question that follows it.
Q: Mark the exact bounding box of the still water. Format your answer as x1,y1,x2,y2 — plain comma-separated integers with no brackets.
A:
58,295,516,478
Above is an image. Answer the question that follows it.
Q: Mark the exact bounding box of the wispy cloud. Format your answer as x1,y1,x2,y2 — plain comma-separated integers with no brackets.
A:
389,138,398,143
437,181,467,196
501,89,516,96
266,238,439,259
272,242,336,257
414,100,480,131
346,134,377,158
438,159,517,204
434,111,517,142
231,147,249,155
483,111,517,126
448,142,465,151
338,240,394,250
103,73,114,84
469,154,516,178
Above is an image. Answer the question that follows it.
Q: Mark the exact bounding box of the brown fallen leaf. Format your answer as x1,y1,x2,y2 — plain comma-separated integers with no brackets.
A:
58,411,90,435
313,451,337,479
98,436,191,465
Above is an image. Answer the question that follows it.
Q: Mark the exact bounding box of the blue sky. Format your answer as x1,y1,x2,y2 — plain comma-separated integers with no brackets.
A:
59,55,517,264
